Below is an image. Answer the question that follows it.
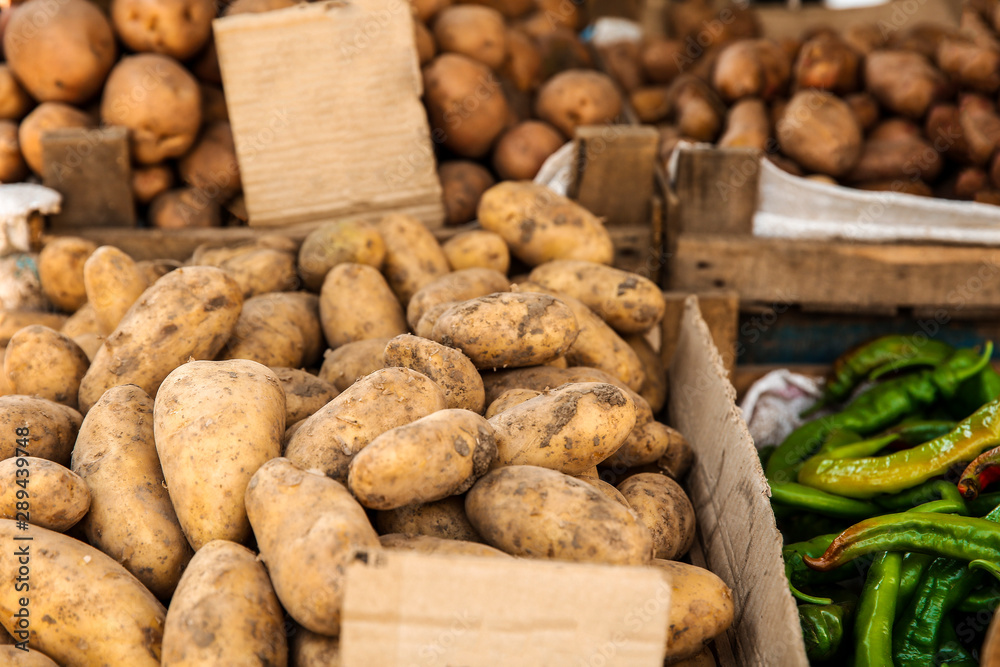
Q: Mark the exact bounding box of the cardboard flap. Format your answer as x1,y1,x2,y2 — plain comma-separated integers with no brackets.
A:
214,0,444,229
340,550,669,666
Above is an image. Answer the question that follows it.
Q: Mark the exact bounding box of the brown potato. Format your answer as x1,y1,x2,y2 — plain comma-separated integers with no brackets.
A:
0,645,59,665
414,301,454,339
794,34,859,94
776,90,862,177
0,121,26,182
318,337,392,393
466,465,653,564
132,164,175,204
582,477,630,507
667,75,725,142
484,387,539,418
101,54,202,164
842,23,885,55
625,333,667,414
618,473,695,560
319,263,407,349
407,267,509,329
846,136,942,183
433,5,506,69
718,98,770,150
0,312,68,347
960,93,1000,166
415,20,437,66
377,214,451,305
0,457,88,531
384,334,485,413
374,495,482,542
177,121,240,202
112,0,215,60
501,27,541,91
4,325,89,408
0,65,32,121
84,245,149,336
290,628,341,667
535,70,622,138
938,37,1000,93
438,160,496,226
149,187,222,228
18,102,94,176
424,53,510,158
0,395,81,465
845,92,880,132
604,421,692,475
3,0,116,104
379,533,509,557
442,230,511,274
865,50,949,119
298,220,385,292
653,559,734,661
271,367,339,424
712,39,790,102
190,238,299,298
641,39,684,84
222,293,312,368
412,0,452,22
492,120,564,181
630,87,671,124
38,236,97,313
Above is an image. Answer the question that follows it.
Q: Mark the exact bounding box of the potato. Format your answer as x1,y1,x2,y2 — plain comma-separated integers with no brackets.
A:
414,301,454,339
412,0,451,22
501,27,541,91
149,188,221,228
191,239,299,297
603,420,690,473
3,0,116,104
581,477,630,507
298,220,385,292
431,292,579,369
37,236,96,313
492,120,564,181
466,465,653,563
101,54,202,164
132,164,175,204
0,65,31,121
319,263,407,349
3,326,88,408
78,266,243,412
793,34,859,94
625,333,666,414
528,260,665,334
379,533,509,557
641,39,684,84
438,160,496,225
377,214,451,305
349,409,496,509
845,92,880,131
374,495,482,542
776,90,862,177
956,166,989,199
318,338,392,392
407,267,509,329
535,70,622,138
630,87,670,124
161,540,287,666
272,367,339,424
383,334,485,413
112,0,213,61
0,457,88,531
433,5,506,69
177,121,240,201
712,39,790,102
938,37,1000,93
869,117,920,142
484,387,540,418
0,521,166,666
0,646,59,666
653,559,734,661
415,19,436,65
0,395,81,465
442,230,511,274
423,53,510,158
482,365,610,404
478,181,614,266
618,473,695,560
488,382,635,474
535,28,593,81
960,93,1000,166
666,75,725,142
246,458,379,635
0,121,26,182
73,384,192,599
137,258,182,284
83,245,149,336
285,367,447,482
199,82,227,121
865,50,949,119
222,293,310,368
718,98,770,150
846,136,942,183
291,628,341,667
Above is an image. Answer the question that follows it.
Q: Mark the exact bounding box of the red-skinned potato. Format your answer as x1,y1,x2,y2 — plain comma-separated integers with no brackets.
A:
111,0,216,60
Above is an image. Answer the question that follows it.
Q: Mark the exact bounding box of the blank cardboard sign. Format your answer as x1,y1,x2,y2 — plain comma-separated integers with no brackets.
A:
340,550,669,666
214,1,444,229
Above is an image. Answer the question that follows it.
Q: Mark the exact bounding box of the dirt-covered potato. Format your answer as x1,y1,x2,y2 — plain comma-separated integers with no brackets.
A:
865,50,949,119
3,326,88,408
3,0,116,104
424,53,510,158
285,367,447,482
290,628,340,667
466,465,653,564
78,266,242,411
478,182,614,266
155,360,284,550
149,187,221,228
618,473,695,560
430,292,579,369
190,238,299,297
112,0,214,61
488,382,635,474
132,164,175,204
407,267,509,330
0,396,81,465
161,540,287,666
938,37,1000,93
384,334,485,412
0,65,32,121
298,220,385,292
349,409,496,509
442,230,510,274
222,293,314,368
101,54,202,164
83,245,149,336
0,646,59,665
535,70,622,138
319,263,407,349
653,559,734,661
271,367,339,424
433,5,506,69
0,121,26,182
0,457,88,531
37,236,96,313
246,458,380,636
484,387,540,418
377,214,451,305
776,90,862,177
492,120,564,180
177,121,240,201
581,477,630,507
318,337,392,392
136,258,181,284
481,364,613,404
379,533,509,557
374,495,482,542
0,521,166,666
603,420,689,473
438,160,496,226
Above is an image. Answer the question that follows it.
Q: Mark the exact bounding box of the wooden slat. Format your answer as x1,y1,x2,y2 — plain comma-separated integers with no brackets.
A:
672,149,758,238
570,125,659,228
661,290,739,377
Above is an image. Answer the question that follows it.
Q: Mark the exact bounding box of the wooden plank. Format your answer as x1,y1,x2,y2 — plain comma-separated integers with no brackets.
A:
570,125,659,228
756,0,960,40
671,234,1000,313
661,290,738,377
672,148,758,237
41,127,135,229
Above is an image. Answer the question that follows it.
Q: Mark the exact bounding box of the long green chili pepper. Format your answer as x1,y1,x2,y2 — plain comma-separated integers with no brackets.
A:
958,443,1000,499
854,550,901,667
956,586,1000,612
947,362,1000,419
933,618,978,667
821,433,899,460
783,533,856,604
817,427,862,455
968,491,1000,516
799,600,854,661
897,552,934,617
879,419,957,446
770,483,882,519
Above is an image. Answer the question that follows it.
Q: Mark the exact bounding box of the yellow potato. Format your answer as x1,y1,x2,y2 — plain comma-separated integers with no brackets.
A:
433,5,506,69
73,384,193,599
0,65,32,121
245,458,380,636
626,333,667,413
414,301,455,339
111,0,214,60
0,312,68,347
190,240,298,298
430,292,579,369
618,473,695,560
161,540,287,666
0,645,60,665
59,302,99,339
478,182,613,266
0,520,166,666
83,245,149,335
272,367,339,424
154,360,285,550
379,533,510,557
0,396,81,465
583,477,631,507
3,325,89,408
38,237,97,313
319,263,407,349
604,421,693,473
78,266,243,412
653,559,734,661
285,367,447,482
466,465,653,564
221,293,310,368
0,457,89,531
136,258,181,284
290,628,341,667
318,337,391,392
376,214,451,305
383,334,485,413
406,267,510,330
442,230,511,274
484,387,540,418
297,220,385,292
373,495,483,542
349,409,496,509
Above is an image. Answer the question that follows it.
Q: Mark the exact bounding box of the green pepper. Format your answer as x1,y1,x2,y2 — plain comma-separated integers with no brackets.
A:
933,618,978,667
879,419,957,446
946,362,1000,419
799,600,854,661
770,483,882,520
968,491,1000,516
874,480,969,514
958,442,1000,499
897,552,934,617
854,550,901,667
955,585,1000,612
783,534,858,604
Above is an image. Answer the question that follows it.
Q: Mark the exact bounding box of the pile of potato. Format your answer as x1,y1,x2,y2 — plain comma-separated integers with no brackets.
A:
609,0,1000,202
0,182,732,666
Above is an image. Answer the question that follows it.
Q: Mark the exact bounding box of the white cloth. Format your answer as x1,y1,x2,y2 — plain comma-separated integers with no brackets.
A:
740,370,825,448
0,184,61,257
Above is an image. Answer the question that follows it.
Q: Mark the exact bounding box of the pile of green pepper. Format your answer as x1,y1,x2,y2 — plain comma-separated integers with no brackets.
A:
762,335,1000,665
